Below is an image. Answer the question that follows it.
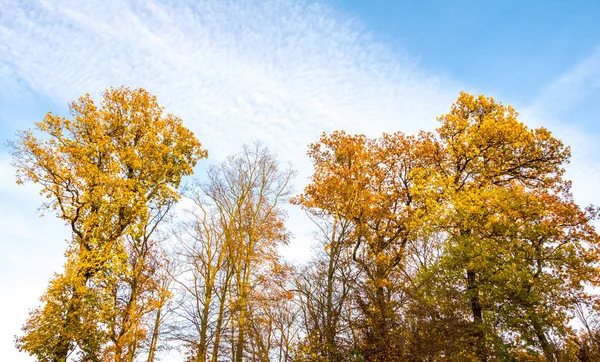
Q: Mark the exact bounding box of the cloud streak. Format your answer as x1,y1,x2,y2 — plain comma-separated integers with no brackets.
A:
521,45,600,206
526,43,600,117
0,0,457,163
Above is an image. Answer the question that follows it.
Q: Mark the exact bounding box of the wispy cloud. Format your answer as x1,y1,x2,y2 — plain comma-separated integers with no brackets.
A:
521,44,600,206
526,44,600,117
0,0,457,163
0,0,461,263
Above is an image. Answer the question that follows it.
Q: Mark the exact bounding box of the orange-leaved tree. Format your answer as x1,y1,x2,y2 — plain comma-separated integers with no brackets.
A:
294,130,443,361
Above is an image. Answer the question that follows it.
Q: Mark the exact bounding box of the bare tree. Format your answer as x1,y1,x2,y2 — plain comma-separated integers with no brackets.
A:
172,143,296,361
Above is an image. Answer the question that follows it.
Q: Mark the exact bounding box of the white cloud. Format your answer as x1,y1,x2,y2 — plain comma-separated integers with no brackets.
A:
0,0,460,256
526,44,600,117
0,0,458,160
0,0,459,360
521,45,600,207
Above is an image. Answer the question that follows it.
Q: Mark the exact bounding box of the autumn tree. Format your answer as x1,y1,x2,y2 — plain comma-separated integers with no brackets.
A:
171,184,234,362
563,302,600,361
172,143,296,362
244,260,298,362
295,92,599,361
12,86,207,362
211,144,295,362
292,214,358,362
295,130,443,361
12,86,599,362
429,92,600,361
103,202,175,362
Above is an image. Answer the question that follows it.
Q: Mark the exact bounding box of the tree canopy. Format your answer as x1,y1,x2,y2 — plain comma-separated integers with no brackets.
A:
11,88,600,362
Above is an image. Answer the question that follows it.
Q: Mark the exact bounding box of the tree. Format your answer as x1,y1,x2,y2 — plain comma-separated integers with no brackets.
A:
171,183,234,362
103,203,174,362
431,92,599,361
208,144,295,362
172,143,296,362
12,86,207,361
295,130,442,361
13,88,599,362
295,92,600,361
292,214,357,362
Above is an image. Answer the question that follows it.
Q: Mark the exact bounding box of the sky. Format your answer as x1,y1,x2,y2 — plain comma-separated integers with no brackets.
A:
0,0,599,360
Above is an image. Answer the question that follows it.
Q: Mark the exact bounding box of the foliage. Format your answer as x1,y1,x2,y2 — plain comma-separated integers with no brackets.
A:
12,86,206,361
11,89,600,362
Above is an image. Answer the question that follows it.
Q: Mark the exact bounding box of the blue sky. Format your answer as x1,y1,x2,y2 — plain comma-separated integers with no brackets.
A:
337,0,600,95
333,0,600,130
1,0,599,360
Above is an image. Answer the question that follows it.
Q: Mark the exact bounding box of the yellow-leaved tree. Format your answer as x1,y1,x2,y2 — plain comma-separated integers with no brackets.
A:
11,86,207,362
431,93,600,361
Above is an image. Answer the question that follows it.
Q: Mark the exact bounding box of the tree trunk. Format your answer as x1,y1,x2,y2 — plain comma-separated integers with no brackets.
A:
467,270,487,362
532,319,556,362
197,285,212,362
211,270,231,362
146,304,162,362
